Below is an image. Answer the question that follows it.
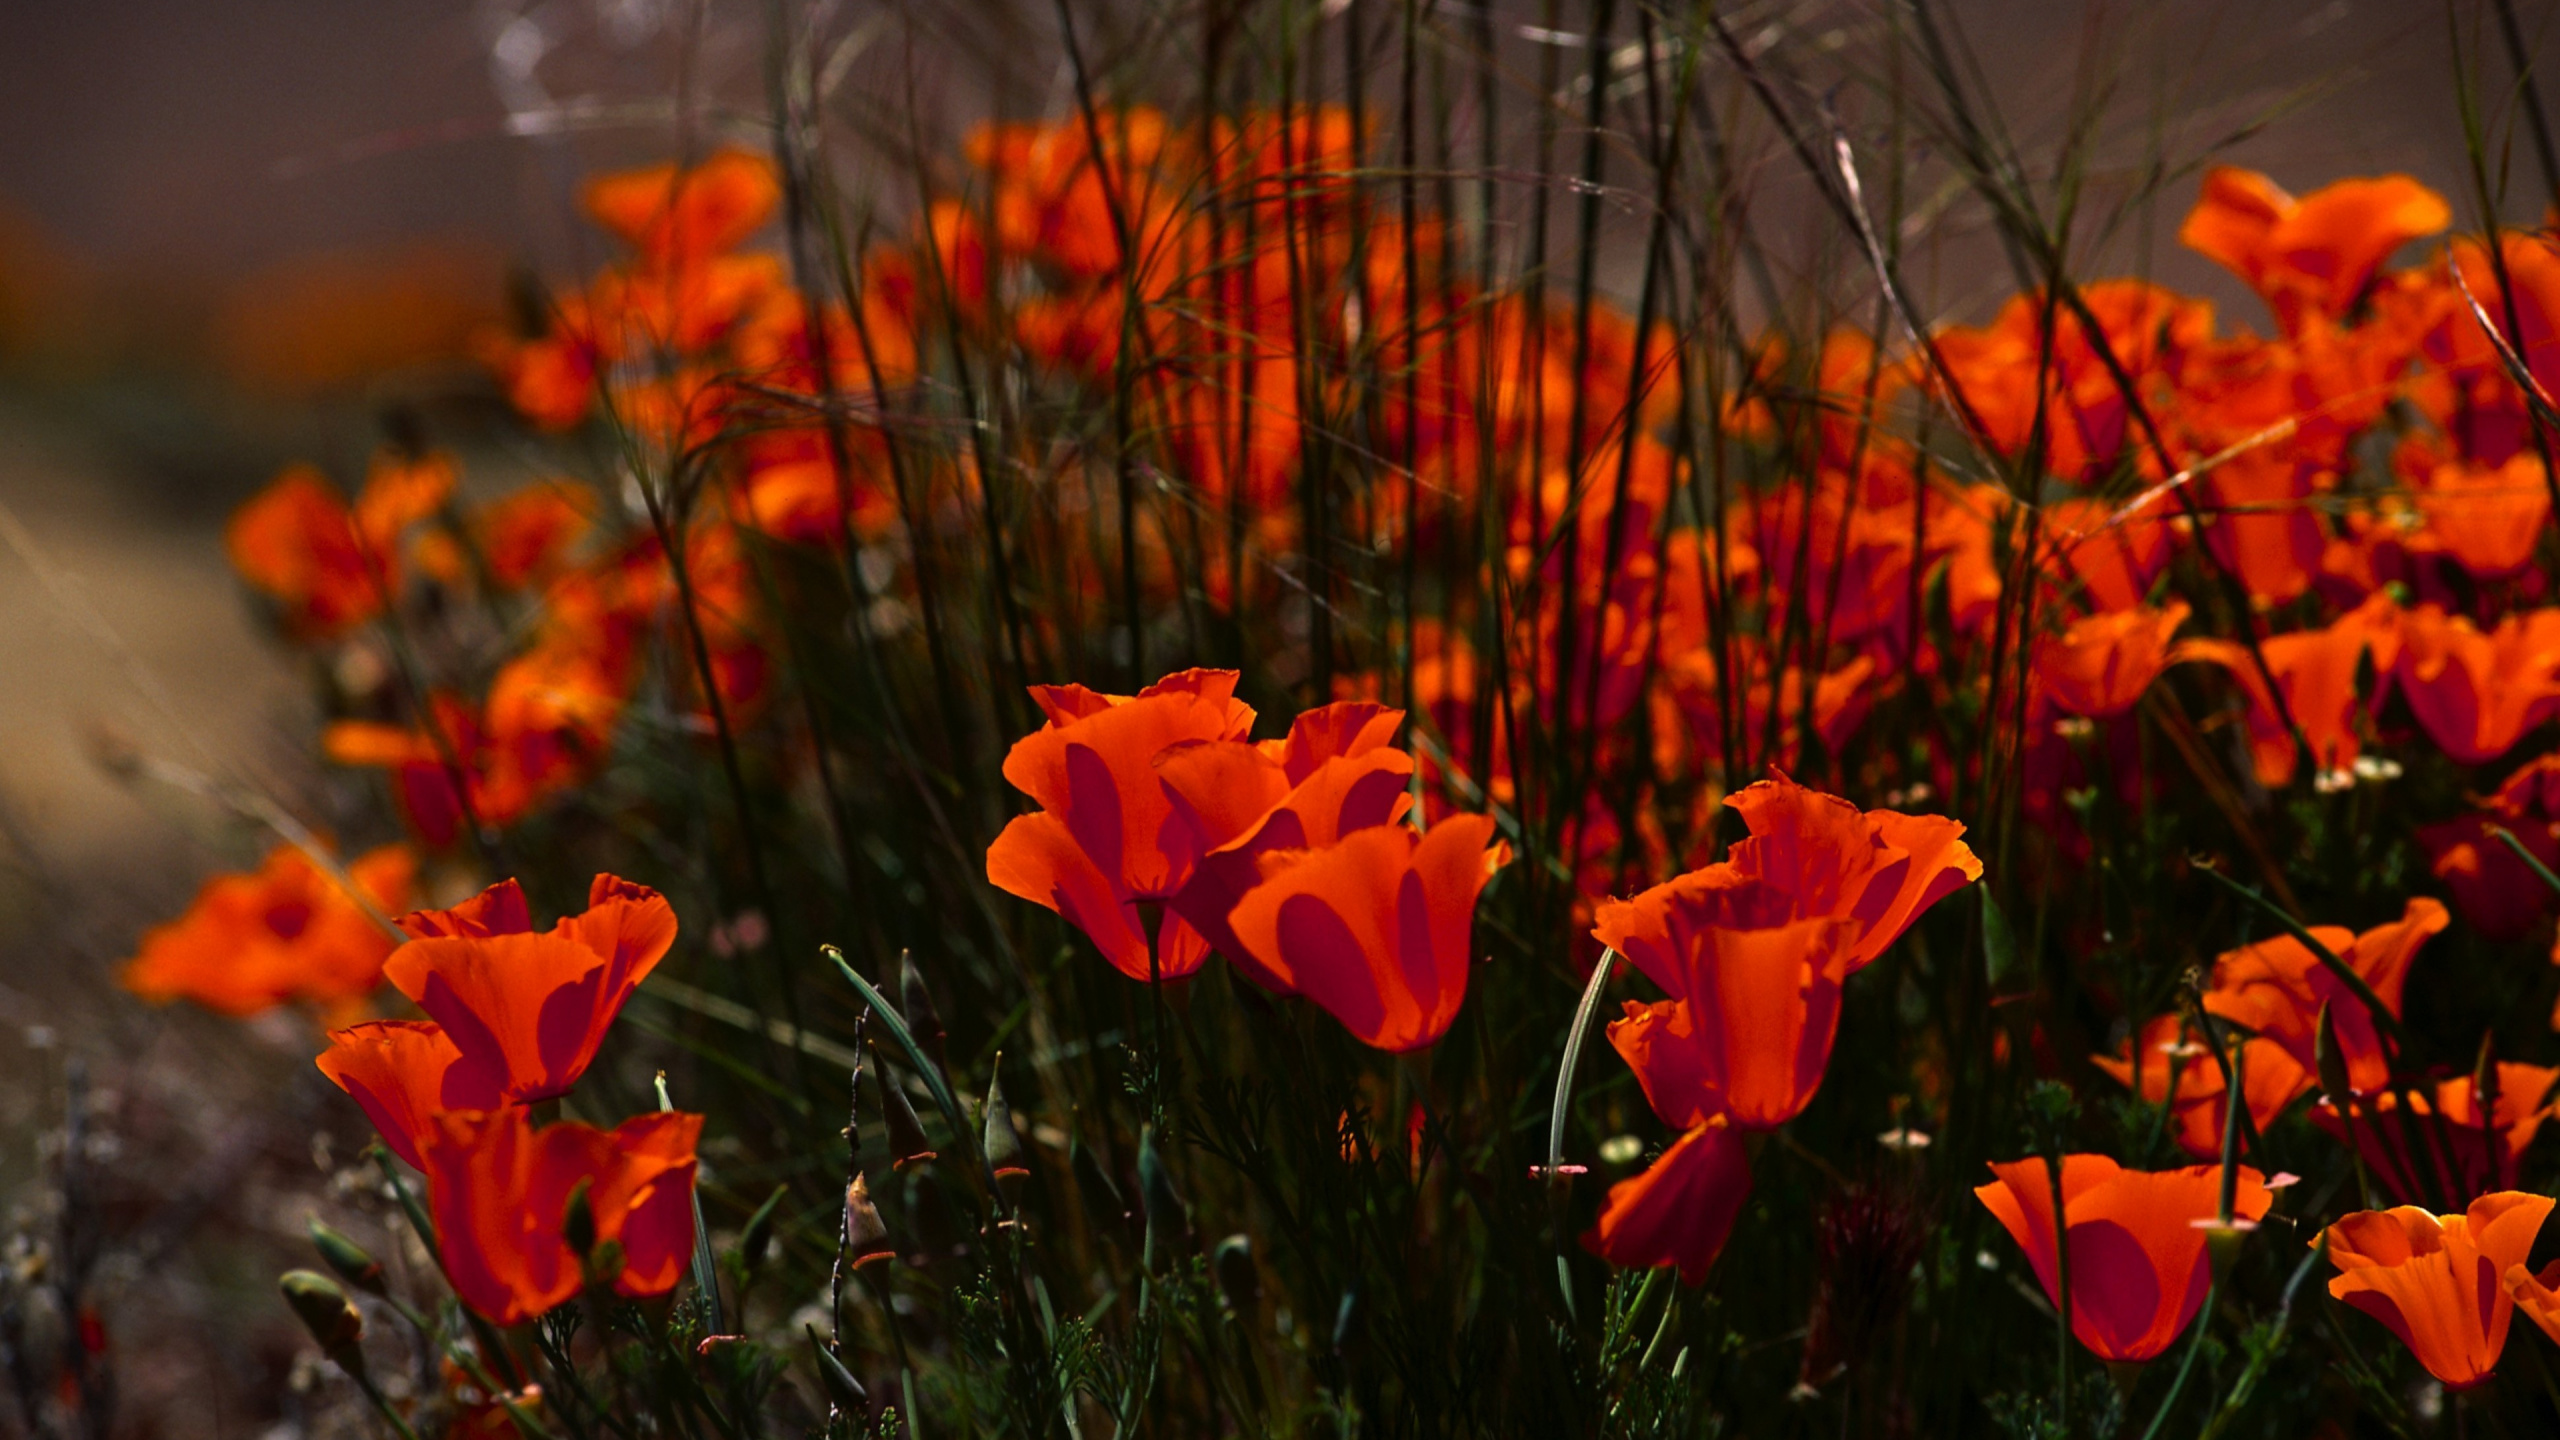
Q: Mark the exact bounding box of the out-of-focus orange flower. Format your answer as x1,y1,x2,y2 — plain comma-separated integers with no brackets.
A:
421,1106,702,1325
1976,1156,2272,1363
2324,1193,2553,1390
2033,602,2188,720
382,876,677,1104
1718,772,1983,973
473,483,594,590
1596,901,1857,1129
226,455,455,637
581,150,781,266
315,1019,505,1170
1223,814,1507,1051
1157,701,1412,990
2204,897,2446,1094
2180,167,2450,326
2045,496,2171,613
1580,1118,1752,1286
2419,754,2560,940
2314,1063,2560,1200
2394,605,2560,765
121,842,415,1018
986,669,1257,982
2415,454,2552,578
2092,1016,2313,1163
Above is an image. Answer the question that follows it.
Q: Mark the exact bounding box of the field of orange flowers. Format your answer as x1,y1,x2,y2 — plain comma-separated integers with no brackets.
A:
35,3,2560,1437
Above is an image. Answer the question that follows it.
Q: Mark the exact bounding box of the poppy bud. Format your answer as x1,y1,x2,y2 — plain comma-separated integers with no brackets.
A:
308,1219,385,1297
845,1172,895,1269
280,1270,365,1371
562,1177,598,1259
1213,1234,1259,1315
2314,1001,2353,1111
899,951,946,1072
1138,1125,1188,1268
983,1073,1029,1207
871,1046,938,1170
806,1324,868,1410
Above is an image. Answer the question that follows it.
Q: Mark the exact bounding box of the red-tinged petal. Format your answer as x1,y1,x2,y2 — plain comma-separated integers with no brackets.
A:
315,1020,504,1170
987,810,1154,980
383,934,615,1103
1580,1120,1752,1286
401,879,536,940
1605,1000,1721,1129
1275,701,1405,782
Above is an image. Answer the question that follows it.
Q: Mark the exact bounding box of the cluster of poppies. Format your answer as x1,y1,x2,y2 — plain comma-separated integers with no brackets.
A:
312,876,700,1327
986,666,1507,1052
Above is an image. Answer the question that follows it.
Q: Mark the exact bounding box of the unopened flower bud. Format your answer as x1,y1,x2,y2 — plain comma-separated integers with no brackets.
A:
899,951,946,1072
846,1172,894,1269
308,1219,385,1297
983,1072,1028,1207
807,1325,868,1410
280,1270,365,1371
2314,1001,2354,1112
871,1046,938,1170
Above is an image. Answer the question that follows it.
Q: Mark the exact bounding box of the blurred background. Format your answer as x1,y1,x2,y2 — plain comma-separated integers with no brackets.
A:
0,1,2542,1433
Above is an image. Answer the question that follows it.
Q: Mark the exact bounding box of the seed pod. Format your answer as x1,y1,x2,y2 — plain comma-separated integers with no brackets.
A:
899,951,947,1072
872,1045,938,1170
1212,1234,1259,1315
279,1270,365,1371
983,1072,1029,1207
307,1219,385,1297
846,1172,895,1269
806,1324,869,1410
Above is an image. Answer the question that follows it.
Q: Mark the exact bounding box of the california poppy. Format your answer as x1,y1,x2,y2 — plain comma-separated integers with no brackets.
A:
315,1019,506,1170
2203,898,2446,1095
2419,754,2560,941
1975,1156,2273,1363
2174,592,2400,787
1222,812,1507,1051
420,1106,703,1325
1157,701,1414,988
227,455,455,638
1580,1119,1753,1286
986,668,1257,982
1718,772,1983,972
1595,900,1859,1130
2313,1063,2560,1201
2032,603,2189,720
2091,1016,2314,1163
581,149,780,267
2324,1193,2555,1389
2180,167,2450,325
2394,605,2560,766
122,842,416,1019
472,482,594,590
382,875,678,1104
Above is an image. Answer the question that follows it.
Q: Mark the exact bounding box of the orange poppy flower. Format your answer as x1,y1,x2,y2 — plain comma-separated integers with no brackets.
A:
1580,1118,1753,1286
2044,496,2171,613
2415,454,2552,579
1157,702,1413,989
2419,754,2560,940
985,669,1258,982
2503,1247,2560,1354
314,1019,505,1170
227,455,455,638
420,1106,703,1325
122,842,416,1018
2313,1063,2560,1200
2032,603,2189,720
1718,772,1983,973
1595,903,1859,1130
580,149,780,266
472,483,593,590
2180,167,2450,325
2091,1016,2313,1163
2394,605,2560,765
2174,592,2400,787
381,876,678,1103
2324,1193,2554,1390
2203,898,2446,1095
1223,813,1508,1051
1975,1156,2273,1363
